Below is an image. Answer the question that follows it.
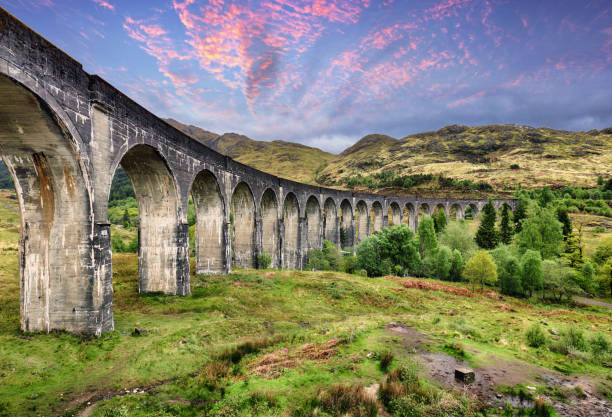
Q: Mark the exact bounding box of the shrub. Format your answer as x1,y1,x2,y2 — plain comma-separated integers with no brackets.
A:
257,253,272,269
551,326,587,355
589,333,611,357
435,245,452,280
449,249,464,282
379,350,394,371
532,397,555,417
510,164,520,170
315,384,377,417
525,324,547,348
305,249,330,271
343,255,358,274
358,269,368,277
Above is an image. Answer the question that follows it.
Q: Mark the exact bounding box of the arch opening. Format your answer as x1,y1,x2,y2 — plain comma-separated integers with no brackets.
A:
388,202,401,226
260,188,279,268
340,199,353,249
371,201,383,232
191,170,225,274
305,196,321,253
323,198,338,245
231,182,256,268
282,193,299,269
403,203,415,230
115,144,184,294
465,203,478,220
449,204,462,221
356,200,369,243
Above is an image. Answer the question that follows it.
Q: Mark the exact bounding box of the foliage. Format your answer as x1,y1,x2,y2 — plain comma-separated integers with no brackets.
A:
463,250,498,291
418,215,438,258
435,245,453,280
556,207,572,239
525,324,548,348
257,253,272,269
475,199,498,249
434,208,447,233
439,220,477,261
356,225,420,277
111,234,138,253
499,202,513,244
551,326,587,355
449,249,464,282
516,205,563,259
520,250,543,297
513,198,528,233
541,259,581,301
491,245,522,296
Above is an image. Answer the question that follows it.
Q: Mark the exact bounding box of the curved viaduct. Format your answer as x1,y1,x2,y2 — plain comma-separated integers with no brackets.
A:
0,9,514,335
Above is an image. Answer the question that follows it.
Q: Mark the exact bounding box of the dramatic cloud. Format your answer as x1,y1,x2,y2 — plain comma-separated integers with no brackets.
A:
2,0,611,151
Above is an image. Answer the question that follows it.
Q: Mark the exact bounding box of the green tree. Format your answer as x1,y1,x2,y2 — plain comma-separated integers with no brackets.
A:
491,245,522,296
520,250,542,297
449,249,464,282
556,207,572,239
439,220,477,261
464,250,498,292
542,259,580,301
598,175,604,186
121,208,130,228
418,215,438,258
306,249,330,271
513,198,528,233
435,245,452,280
377,225,421,276
322,240,343,271
111,233,126,253
434,209,447,233
579,261,596,295
516,205,563,259
475,199,498,249
499,202,513,245
539,187,554,207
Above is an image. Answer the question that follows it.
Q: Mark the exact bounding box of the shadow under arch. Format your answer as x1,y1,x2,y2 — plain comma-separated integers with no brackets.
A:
282,192,300,269
0,73,104,333
305,195,322,254
388,202,401,226
339,199,353,249
356,200,368,243
231,182,256,268
190,169,225,274
111,144,188,295
323,197,338,245
260,188,279,267
371,201,383,232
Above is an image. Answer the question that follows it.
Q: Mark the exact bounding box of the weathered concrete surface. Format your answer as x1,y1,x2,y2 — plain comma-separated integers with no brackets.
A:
0,7,516,334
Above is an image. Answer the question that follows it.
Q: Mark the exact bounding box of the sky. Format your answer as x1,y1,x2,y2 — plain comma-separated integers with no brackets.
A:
2,0,611,153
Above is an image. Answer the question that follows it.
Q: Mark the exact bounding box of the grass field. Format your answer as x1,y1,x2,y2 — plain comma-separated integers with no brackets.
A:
0,192,611,417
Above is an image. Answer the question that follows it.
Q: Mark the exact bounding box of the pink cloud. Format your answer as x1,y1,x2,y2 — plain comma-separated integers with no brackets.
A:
91,0,114,11
446,89,487,108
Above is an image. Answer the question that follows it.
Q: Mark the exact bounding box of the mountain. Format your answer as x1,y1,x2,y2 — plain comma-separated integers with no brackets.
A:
165,119,335,184
315,124,612,195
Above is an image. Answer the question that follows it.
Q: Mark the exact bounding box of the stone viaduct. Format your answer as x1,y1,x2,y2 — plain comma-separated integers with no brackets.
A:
0,8,514,335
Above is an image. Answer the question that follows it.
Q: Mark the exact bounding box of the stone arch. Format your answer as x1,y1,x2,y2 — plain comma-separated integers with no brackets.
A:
282,192,300,269
403,203,415,230
323,198,338,245
388,202,401,226
449,203,463,221
305,196,322,254
371,201,384,232
190,170,225,274
231,182,256,268
0,74,100,333
465,203,479,220
418,203,431,218
340,199,354,249
116,144,186,294
260,188,279,267
356,200,369,243
433,203,447,217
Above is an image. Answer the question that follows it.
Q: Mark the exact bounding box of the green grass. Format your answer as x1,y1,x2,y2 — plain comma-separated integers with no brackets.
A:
0,192,610,416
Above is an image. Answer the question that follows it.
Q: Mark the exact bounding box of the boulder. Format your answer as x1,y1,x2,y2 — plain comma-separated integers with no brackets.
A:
454,367,475,383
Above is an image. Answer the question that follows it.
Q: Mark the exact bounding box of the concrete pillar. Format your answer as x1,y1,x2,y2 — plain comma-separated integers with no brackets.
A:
279,218,286,269
223,222,232,274
175,222,191,296
298,216,307,270
383,215,389,228
255,218,263,267
93,222,114,333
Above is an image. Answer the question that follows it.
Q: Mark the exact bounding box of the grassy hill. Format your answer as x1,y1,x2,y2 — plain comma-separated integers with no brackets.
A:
166,119,335,185
316,125,612,196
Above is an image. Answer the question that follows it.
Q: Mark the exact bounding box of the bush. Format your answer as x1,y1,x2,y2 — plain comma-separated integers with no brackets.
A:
379,350,394,371
313,384,378,417
343,255,358,274
525,324,547,348
435,245,452,280
589,333,610,356
306,249,330,271
257,253,272,269
551,326,587,355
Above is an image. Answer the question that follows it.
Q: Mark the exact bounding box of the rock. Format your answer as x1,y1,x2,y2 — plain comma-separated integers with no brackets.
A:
132,327,147,336
366,351,376,358
454,367,475,383
496,393,503,399
526,386,536,391
540,320,548,326
550,328,559,335
320,328,330,335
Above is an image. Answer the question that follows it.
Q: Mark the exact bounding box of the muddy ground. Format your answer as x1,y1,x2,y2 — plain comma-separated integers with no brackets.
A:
387,322,612,417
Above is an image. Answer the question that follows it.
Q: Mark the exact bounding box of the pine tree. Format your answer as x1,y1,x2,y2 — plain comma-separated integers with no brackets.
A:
513,198,527,233
556,208,572,240
122,208,130,228
434,209,447,233
475,199,498,249
499,202,513,244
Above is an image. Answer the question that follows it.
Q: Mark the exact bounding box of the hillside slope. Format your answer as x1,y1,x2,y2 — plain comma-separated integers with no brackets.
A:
317,124,612,194
166,119,335,184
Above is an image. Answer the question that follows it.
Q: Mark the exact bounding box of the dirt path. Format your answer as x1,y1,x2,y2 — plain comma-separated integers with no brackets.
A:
387,322,612,417
574,297,612,308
